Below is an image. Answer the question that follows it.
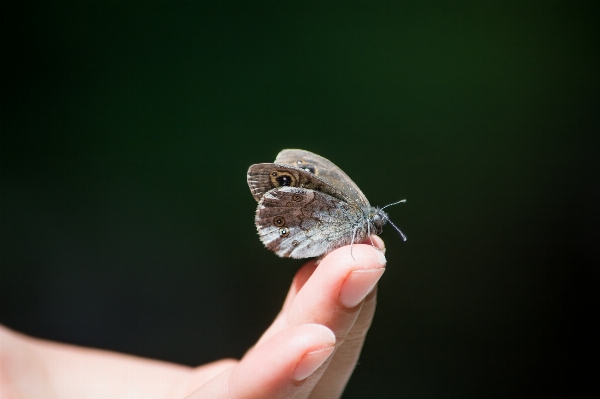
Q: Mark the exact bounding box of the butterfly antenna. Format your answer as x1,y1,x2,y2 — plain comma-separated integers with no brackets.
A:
383,215,407,242
380,199,406,211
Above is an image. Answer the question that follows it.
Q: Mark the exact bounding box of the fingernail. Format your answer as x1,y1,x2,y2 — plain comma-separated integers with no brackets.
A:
376,248,387,263
293,346,335,381
339,268,386,308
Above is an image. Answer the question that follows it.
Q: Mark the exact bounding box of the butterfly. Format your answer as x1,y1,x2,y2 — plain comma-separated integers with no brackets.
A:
247,149,406,259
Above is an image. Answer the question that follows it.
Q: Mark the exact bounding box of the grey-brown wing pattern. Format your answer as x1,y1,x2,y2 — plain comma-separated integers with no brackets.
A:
274,149,370,208
255,187,367,258
247,163,351,204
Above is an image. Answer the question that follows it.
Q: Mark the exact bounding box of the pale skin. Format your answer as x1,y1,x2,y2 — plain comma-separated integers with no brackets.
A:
0,237,387,399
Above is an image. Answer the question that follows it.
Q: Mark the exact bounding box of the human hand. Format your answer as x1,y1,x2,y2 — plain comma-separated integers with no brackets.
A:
0,237,386,399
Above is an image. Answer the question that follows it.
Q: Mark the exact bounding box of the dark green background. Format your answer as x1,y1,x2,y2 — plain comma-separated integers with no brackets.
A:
2,1,598,397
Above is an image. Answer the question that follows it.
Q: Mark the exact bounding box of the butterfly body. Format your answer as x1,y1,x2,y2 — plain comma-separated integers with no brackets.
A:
247,149,401,259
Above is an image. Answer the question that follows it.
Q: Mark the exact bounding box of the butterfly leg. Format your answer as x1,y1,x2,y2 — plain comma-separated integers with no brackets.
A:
368,235,376,248
349,227,358,261
367,219,385,253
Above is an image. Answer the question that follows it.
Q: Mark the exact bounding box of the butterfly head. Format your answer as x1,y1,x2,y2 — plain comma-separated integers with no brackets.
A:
371,199,408,242
368,209,388,235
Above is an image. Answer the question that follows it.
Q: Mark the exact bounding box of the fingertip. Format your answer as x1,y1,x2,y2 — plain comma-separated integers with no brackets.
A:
290,324,336,382
228,324,336,396
374,246,387,266
322,242,387,271
357,235,385,250
293,346,335,382
367,235,386,251
304,323,336,346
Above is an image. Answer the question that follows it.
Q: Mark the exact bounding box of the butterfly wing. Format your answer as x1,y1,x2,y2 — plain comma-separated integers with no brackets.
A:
255,186,366,258
274,149,370,208
247,163,352,204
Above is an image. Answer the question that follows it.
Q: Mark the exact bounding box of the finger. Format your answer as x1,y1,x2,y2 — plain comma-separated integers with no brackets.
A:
188,359,238,389
259,240,386,351
253,239,385,397
277,235,384,319
270,235,385,332
252,262,318,349
310,284,379,397
280,261,318,314
361,234,385,252
308,235,386,396
186,324,336,399
264,235,385,345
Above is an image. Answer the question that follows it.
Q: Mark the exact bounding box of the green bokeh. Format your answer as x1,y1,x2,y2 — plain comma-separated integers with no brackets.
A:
2,1,598,397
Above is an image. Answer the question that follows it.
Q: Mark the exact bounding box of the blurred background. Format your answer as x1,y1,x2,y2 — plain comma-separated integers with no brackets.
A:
1,1,598,397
